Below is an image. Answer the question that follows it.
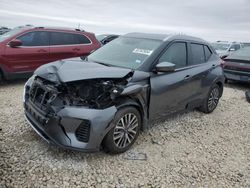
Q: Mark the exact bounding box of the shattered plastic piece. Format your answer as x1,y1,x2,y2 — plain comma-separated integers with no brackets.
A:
123,152,147,161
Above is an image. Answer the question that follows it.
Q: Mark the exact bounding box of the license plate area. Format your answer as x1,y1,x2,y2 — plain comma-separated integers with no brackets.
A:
240,75,249,81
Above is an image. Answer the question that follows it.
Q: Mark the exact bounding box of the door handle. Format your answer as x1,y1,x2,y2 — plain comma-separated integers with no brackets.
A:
37,49,47,53
73,48,80,51
184,75,191,80
212,64,216,67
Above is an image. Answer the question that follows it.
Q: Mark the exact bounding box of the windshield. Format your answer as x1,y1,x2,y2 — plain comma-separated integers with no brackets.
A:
212,42,230,51
88,37,161,69
0,28,24,42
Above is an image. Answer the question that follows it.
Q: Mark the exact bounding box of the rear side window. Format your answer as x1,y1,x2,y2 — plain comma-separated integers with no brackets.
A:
50,32,78,45
190,43,205,65
17,31,49,46
159,42,187,69
231,44,240,50
50,32,91,45
77,34,91,44
204,46,212,61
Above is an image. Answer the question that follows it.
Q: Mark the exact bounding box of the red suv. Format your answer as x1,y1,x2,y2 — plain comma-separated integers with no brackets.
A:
0,26,101,80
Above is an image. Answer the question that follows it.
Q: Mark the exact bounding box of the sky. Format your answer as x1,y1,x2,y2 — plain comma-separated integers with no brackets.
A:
1,0,250,42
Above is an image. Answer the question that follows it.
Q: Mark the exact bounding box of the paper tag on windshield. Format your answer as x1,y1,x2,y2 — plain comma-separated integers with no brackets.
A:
133,48,153,56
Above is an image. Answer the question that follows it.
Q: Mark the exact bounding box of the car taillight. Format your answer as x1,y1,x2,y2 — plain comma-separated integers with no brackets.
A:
220,59,226,68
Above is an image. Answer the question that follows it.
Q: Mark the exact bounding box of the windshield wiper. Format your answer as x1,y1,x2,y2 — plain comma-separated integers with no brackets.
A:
89,60,111,67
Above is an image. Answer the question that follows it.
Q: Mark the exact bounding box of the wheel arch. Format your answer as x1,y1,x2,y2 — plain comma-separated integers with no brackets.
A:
215,80,224,97
0,67,5,80
115,97,146,131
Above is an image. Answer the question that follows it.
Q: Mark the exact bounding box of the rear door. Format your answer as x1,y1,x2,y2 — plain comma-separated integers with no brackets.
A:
49,32,79,61
184,43,213,104
4,31,50,72
49,32,92,61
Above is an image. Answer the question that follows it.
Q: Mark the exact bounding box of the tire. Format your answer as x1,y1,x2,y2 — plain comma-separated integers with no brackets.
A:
199,84,221,114
246,90,250,103
80,56,87,60
0,71,3,83
103,107,141,154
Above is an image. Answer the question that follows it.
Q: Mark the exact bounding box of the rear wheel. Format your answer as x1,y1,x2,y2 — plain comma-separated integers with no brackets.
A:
246,90,250,103
103,107,141,154
199,84,220,113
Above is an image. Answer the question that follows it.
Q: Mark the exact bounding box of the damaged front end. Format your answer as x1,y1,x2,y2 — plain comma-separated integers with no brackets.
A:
61,73,133,109
23,71,138,151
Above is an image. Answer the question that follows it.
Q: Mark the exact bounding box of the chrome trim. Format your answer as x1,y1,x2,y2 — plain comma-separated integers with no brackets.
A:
7,30,92,48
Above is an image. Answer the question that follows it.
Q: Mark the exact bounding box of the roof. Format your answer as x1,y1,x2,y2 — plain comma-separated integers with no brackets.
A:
14,25,85,32
123,32,207,43
124,32,170,41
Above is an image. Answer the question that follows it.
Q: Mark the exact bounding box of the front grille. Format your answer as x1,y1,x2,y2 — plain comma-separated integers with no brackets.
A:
29,78,58,111
25,103,48,125
75,120,91,143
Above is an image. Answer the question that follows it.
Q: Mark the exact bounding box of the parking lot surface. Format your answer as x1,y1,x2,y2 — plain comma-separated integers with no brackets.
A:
0,81,249,187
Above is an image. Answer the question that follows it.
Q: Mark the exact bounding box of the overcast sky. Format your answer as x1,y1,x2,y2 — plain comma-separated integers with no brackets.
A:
1,0,250,42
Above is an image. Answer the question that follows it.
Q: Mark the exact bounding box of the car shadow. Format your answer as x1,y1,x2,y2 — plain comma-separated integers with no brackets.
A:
225,81,250,91
0,79,27,87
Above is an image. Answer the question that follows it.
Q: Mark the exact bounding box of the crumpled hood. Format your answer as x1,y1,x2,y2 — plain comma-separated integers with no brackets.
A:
34,59,134,83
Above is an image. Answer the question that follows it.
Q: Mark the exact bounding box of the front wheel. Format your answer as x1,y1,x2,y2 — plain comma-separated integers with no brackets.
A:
199,84,221,113
103,107,141,154
0,71,4,83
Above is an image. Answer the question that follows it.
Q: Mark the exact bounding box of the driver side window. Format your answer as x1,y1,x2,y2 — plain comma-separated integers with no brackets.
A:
17,31,49,46
159,42,187,69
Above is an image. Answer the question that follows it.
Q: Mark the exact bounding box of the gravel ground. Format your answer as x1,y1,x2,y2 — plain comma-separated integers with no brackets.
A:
0,80,250,188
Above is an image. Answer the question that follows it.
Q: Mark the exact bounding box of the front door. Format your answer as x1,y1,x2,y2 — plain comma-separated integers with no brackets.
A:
149,42,193,121
4,31,50,72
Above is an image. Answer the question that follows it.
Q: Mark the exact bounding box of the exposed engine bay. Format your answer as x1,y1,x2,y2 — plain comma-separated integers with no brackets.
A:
61,79,127,108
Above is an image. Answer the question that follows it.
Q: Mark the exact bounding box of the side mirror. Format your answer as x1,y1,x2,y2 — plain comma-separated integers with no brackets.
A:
9,39,22,48
155,62,176,72
102,40,108,45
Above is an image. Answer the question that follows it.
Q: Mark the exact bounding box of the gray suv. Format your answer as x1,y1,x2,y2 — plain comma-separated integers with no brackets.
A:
23,33,224,153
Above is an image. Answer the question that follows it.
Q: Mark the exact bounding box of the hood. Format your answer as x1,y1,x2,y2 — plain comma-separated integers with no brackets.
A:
34,59,134,83
216,50,228,55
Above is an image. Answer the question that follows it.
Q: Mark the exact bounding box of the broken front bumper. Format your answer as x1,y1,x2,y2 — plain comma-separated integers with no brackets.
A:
23,78,117,152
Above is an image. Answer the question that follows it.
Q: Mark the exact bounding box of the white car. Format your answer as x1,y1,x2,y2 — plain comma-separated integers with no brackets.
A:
211,41,243,59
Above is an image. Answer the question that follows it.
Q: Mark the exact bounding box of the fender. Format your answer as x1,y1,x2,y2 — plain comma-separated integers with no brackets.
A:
117,84,150,130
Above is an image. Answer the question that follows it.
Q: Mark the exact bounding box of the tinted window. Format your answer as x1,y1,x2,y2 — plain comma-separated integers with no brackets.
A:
159,42,187,68
77,35,91,44
230,44,240,51
190,43,205,65
50,32,78,45
17,31,49,46
204,46,212,61
50,32,91,45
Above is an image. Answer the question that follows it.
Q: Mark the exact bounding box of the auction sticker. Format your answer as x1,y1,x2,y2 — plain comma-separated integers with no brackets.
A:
133,48,153,56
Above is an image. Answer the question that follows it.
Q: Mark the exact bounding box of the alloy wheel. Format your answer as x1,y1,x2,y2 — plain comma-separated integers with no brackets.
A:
208,87,220,111
113,113,139,148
